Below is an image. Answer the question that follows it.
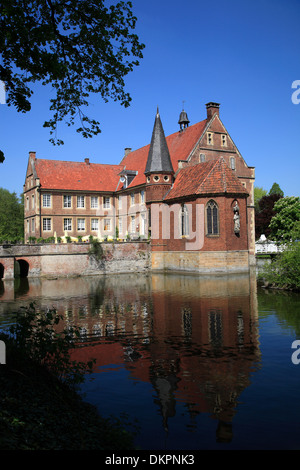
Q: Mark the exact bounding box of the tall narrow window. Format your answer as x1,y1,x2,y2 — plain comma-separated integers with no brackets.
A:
206,200,219,235
103,196,110,209
230,157,236,170
207,132,213,145
180,205,189,237
221,135,227,146
131,215,135,233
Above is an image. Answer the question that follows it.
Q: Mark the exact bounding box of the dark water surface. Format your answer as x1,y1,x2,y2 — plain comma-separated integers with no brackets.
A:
0,272,299,450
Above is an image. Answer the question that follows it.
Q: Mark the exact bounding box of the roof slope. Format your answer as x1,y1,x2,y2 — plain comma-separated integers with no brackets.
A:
120,119,207,187
144,110,174,174
164,157,249,201
35,159,124,192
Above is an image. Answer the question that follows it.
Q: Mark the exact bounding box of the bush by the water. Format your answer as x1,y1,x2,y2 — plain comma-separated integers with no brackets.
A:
259,240,300,291
0,304,136,450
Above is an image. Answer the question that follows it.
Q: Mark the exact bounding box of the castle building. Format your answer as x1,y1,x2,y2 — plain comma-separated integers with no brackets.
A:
24,102,255,272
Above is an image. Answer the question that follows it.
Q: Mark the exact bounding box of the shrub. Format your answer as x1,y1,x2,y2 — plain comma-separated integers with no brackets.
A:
259,240,300,291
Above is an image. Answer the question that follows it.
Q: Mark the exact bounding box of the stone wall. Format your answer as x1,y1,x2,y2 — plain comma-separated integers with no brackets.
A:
0,242,150,279
151,250,250,274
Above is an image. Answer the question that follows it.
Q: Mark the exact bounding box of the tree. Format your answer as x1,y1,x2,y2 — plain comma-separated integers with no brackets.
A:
269,196,300,242
0,188,24,242
255,193,282,240
269,182,284,197
0,0,145,160
254,186,267,211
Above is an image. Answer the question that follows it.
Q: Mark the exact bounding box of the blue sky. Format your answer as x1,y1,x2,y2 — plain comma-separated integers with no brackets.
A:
0,0,299,198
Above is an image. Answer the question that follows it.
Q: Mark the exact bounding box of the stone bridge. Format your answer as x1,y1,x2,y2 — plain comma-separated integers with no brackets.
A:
0,242,150,280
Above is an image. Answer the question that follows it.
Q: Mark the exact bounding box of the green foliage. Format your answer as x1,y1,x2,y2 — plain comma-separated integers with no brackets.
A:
4,303,95,388
0,188,24,243
259,240,300,291
269,182,284,197
88,239,104,261
254,186,267,211
0,0,145,146
269,196,300,242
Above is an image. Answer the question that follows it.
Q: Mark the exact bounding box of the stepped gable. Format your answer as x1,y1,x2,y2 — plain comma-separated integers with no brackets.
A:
34,158,124,191
164,157,249,201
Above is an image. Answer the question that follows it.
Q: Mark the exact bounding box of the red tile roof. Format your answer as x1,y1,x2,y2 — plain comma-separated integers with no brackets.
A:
35,159,124,192
164,157,249,201
119,119,207,188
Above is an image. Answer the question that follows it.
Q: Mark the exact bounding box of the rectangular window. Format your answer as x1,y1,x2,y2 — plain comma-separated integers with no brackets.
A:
130,193,135,206
118,217,123,235
104,218,111,231
118,195,122,209
91,196,98,209
91,218,99,231
77,218,85,231
221,135,227,146
131,215,135,233
140,190,145,204
31,218,35,232
77,196,85,208
64,218,72,231
207,132,213,145
43,218,51,231
230,157,236,170
140,214,146,235
103,196,110,209
63,195,72,208
200,153,206,162
42,194,51,208
26,197,29,210
32,194,35,209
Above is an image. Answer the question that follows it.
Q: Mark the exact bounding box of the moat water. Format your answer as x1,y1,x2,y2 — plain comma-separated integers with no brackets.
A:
0,271,299,450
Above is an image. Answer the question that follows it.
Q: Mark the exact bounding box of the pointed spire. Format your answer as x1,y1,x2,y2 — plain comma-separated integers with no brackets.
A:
145,109,174,175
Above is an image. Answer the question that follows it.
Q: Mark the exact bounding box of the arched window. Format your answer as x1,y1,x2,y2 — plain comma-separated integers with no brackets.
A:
180,204,189,237
206,200,219,235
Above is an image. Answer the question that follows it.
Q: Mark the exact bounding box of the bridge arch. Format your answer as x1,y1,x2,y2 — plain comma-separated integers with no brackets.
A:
0,263,4,279
15,259,30,278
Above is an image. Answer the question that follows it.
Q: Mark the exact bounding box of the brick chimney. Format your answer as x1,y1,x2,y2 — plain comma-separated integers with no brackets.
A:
29,151,36,159
84,158,90,165
206,102,220,120
124,148,132,157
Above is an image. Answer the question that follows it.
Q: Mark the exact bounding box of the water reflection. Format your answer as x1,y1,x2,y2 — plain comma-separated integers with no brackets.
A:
0,272,262,446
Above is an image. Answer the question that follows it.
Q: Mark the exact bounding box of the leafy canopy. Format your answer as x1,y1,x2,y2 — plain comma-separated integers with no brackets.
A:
0,188,24,243
0,0,145,152
269,196,300,242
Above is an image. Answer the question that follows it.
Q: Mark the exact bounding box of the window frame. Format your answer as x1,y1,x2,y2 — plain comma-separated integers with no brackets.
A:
63,195,72,208
77,195,85,209
77,218,86,231
63,218,72,231
206,200,219,236
42,193,51,208
42,217,52,231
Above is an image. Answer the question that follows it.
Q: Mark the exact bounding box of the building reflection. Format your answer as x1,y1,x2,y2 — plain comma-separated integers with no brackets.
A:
0,271,260,443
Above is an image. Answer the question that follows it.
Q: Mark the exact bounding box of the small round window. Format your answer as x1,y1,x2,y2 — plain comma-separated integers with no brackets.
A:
154,175,160,182
147,176,150,183
164,175,169,182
